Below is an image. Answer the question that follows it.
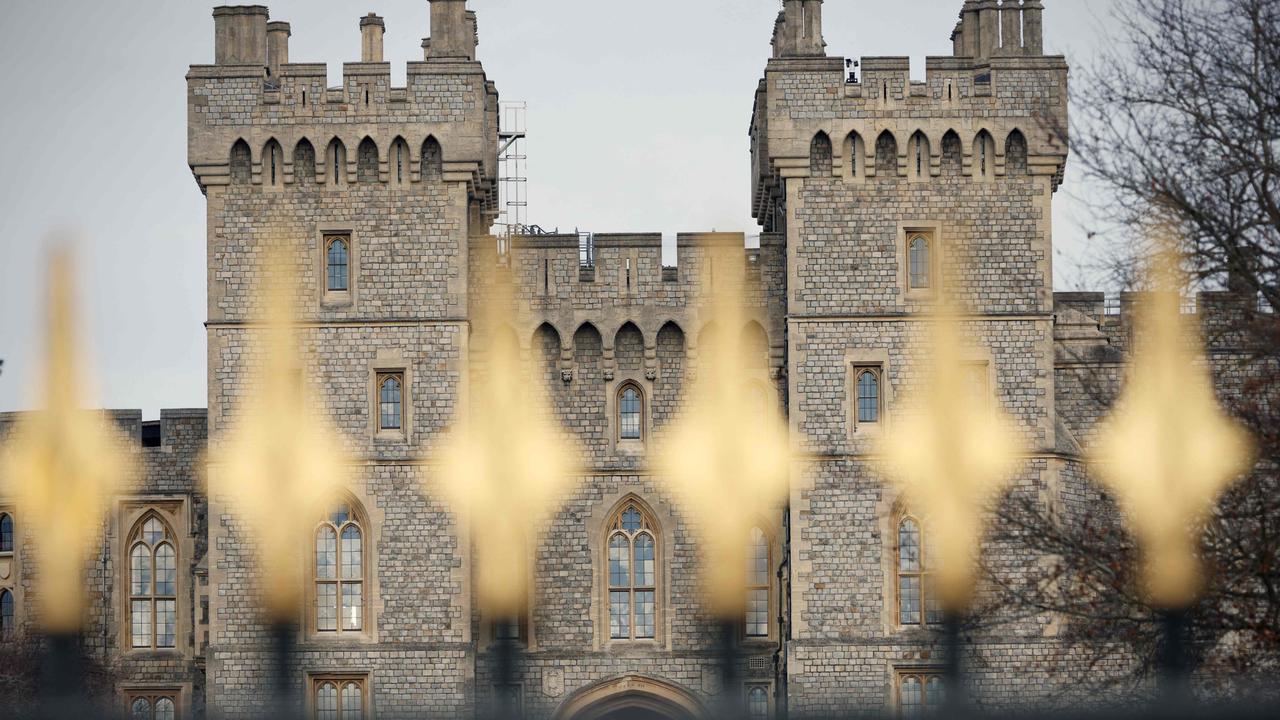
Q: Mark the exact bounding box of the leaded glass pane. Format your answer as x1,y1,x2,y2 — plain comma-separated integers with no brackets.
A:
924,575,943,625
609,590,630,639
748,527,769,585
342,583,363,631
634,590,655,639
901,676,922,716
899,520,921,572
155,543,176,596
380,376,403,430
899,576,921,625
130,698,151,719
330,505,351,526
317,583,338,631
131,544,151,595
925,676,945,709
619,387,641,440
857,371,880,423
155,698,175,720
342,682,363,717
608,535,630,587
142,518,165,545
620,507,642,532
748,686,769,718
316,682,338,720
341,526,362,579
746,588,769,637
0,513,12,552
909,237,931,289
0,590,12,636
156,599,176,648
316,527,337,580
327,239,349,292
131,599,152,648
633,534,655,587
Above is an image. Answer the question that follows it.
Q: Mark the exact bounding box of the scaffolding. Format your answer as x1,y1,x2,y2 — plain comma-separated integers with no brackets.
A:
497,101,528,245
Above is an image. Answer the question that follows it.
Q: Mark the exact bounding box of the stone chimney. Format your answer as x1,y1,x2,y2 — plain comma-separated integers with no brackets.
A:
360,13,385,62
1023,0,1045,55
977,0,1000,59
428,0,473,60
267,21,290,77
213,5,269,66
774,0,825,58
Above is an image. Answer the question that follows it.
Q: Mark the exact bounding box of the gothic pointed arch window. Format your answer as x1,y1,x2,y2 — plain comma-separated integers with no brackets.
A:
378,373,403,431
875,131,899,176
357,137,379,183
390,137,410,186
896,515,941,626
909,131,930,181
421,136,443,182
809,132,832,176
128,514,178,648
326,236,350,292
856,367,881,424
908,233,932,291
0,511,12,552
940,131,963,177
314,503,366,634
327,139,347,186
1005,129,1028,177
973,130,996,179
263,139,283,187
294,139,317,185
0,589,13,638
229,140,251,185
607,500,659,640
312,677,366,719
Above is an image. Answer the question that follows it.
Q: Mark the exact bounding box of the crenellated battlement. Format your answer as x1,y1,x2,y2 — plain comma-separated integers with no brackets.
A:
751,2,1067,227
188,3,499,220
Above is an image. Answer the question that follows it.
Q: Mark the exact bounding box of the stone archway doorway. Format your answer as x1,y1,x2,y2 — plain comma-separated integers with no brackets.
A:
554,676,707,720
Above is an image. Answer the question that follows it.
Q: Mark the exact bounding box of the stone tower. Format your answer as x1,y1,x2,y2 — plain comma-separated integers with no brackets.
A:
751,0,1070,714
188,2,498,715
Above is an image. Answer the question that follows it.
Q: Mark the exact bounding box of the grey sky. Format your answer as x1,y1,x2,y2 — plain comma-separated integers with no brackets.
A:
0,0,1117,418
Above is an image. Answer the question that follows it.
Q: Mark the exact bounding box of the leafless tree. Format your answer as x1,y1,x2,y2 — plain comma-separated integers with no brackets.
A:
978,0,1280,700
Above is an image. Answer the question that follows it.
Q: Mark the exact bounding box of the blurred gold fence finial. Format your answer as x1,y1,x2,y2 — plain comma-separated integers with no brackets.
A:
874,299,1022,613
656,246,790,618
0,248,127,632
207,249,350,621
437,274,581,618
1089,243,1254,609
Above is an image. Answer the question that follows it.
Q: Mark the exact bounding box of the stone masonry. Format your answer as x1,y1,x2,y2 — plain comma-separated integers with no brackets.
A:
1,1,1268,718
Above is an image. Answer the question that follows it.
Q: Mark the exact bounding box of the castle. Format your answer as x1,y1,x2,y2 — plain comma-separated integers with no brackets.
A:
4,1,1254,718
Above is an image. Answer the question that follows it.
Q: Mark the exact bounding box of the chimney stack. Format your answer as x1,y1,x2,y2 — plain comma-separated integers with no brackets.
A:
267,21,290,77
959,1,981,58
776,0,825,58
428,0,473,60
213,5,269,66
977,0,1000,59
360,13,385,62
1022,0,1045,55
1000,1,1021,54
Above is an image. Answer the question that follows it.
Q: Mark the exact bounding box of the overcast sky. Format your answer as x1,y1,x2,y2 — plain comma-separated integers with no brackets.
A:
0,0,1118,418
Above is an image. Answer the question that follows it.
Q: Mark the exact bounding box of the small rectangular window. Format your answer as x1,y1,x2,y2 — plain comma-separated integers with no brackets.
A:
325,234,351,293
907,232,933,290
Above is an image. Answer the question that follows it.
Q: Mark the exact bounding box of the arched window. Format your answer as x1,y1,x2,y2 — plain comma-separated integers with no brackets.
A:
357,137,379,183
0,589,13,638
0,512,12,552
856,368,881,424
129,695,176,720
747,686,769,718
940,131,962,177
378,373,403,431
313,678,365,720
908,234,932,290
229,140,251,185
607,502,658,640
909,131,930,181
898,672,945,715
875,131,898,176
294,139,317,185
897,516,940,626
1005,130,1028,177
315,504,364,634
328,139,347,186
326,236,349,292
617,383,644,441
844,131,865,179
129,515,177,648
746,526,770,638
390,137,409,185
809,132,832,176
974,130,995,179
421,136,443,182
263,139,283,187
